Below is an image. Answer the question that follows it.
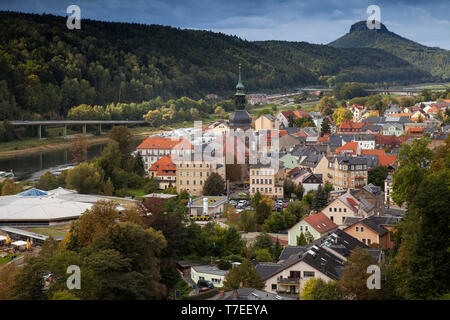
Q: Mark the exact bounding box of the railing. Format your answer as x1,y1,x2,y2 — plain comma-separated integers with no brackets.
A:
277,277,300,285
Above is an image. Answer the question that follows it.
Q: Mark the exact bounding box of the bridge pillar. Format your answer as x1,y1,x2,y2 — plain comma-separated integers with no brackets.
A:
82,124,87,136
38,125,42,139
63,125,67,137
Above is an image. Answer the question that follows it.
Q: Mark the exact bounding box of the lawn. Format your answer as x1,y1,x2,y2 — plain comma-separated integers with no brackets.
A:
21,225,72,238
0,253,22,265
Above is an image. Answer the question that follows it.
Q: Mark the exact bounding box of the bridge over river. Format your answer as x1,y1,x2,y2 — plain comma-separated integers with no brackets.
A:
9,120,147,139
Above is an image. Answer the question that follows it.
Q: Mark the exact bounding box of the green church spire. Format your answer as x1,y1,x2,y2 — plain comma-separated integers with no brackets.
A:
235,63,245,95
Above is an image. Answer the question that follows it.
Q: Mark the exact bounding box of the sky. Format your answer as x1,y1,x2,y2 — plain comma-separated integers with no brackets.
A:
1,0,449,49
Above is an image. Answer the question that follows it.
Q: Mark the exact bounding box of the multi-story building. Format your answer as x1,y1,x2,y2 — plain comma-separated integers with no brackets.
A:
148,155,176,190
348,104,365,122
255,114,280,131
326,156,368,190
250,164,284,199
173,150,226,196
136,136,193,171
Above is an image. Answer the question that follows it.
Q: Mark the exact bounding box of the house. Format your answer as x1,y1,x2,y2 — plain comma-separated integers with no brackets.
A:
277,110,296,128
288,212,338,245
322,191,373,226
382,123,404,136
384,104,402,116
191,265,227,288
279,133,305,152
334,141,359,156
209,287,295,300
348,104,365,122
292,172,323,193
188,196,227,218
255,114,280,131
136,136,193,171
353,134,376,150
361,124,382,135
148,155,176,189
255,244,345,295
343,215,401,249
177,261,200,277
411,110,427,122
361,149,397,167
338,120,367,133
208,121,230,136
351,184,385,215
250,164,284,199
299,154,324,171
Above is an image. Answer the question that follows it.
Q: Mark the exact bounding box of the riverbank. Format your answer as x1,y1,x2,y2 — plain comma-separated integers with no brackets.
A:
0,127,159,159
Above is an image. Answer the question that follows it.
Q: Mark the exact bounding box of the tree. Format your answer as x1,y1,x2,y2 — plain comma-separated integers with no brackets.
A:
254,248,272,262
253,232,274,250
109,126,133,170
317,97,337,116
51,290,81,300
223,259,264,291
301,278,340,300
283,179,295,198
103,178,114,196
250,190,262,209
144,177,160,193
0,264,19,300
332,107,353,126
368,166,388,190
320,116,331,137
202,172,225,196
255,197,272,225
311,185,328,211
69,135,88,162
133,152,146,177
391,137,432,206
296,232,307,245
66,162,104,194
238,210,258,232
338,247,382,300
294,184,304,200
13,257,48,300
304,231,314,243
214,106,226,118
36,171,58,191
1,178,20,195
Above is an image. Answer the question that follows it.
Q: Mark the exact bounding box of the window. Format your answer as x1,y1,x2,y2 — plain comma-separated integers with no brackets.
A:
330,216,333,222
356,227,359,231
329,208,332,212
367,239,371,244
299,226,303,231
362,239,366,244
339,208,341,212
199,276,205,280
272,284,277,290
305,226,308,231
304,271,315,277
361,227,364,232
334,208,337,212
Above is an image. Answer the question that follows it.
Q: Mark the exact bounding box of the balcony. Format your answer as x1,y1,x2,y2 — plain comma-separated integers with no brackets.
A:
277,277,300,285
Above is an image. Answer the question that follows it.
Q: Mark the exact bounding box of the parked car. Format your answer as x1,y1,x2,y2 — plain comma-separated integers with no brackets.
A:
230,200,237,206
197,280,214,290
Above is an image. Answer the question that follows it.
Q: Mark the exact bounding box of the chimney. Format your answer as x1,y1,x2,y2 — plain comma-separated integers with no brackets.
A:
232,290,238,299
219,290,225,300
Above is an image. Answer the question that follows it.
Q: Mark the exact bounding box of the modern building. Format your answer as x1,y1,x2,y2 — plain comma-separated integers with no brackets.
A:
191,265,228,288
188,196,227,218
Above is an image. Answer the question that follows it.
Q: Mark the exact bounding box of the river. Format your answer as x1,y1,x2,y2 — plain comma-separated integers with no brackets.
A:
0,139,143,181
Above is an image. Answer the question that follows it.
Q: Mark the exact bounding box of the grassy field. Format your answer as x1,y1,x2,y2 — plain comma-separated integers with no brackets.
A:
0,253,23,265
21,225,72,238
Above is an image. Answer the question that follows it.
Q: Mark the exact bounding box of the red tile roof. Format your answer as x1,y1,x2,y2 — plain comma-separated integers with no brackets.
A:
334,141,358,155
339,120,367,130
303,212,338,234
378,154,397,167
137,137,192,150
149,155,176,176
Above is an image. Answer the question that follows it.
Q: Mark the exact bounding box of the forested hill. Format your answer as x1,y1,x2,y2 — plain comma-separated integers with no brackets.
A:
254,40,430,84
0,12,432,120
329,21,450,80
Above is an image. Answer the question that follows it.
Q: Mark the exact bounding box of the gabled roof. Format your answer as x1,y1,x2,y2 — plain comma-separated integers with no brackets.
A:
334,141,358,155
149,155,176,175
344,215,401,236
303,212,338,234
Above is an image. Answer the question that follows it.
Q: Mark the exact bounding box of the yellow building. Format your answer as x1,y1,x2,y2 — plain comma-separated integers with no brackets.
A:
250,164,284,199
174,152,226,196
255,114,280,132
326,156,368,190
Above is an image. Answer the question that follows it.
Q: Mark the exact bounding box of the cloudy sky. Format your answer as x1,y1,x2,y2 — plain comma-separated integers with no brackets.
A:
1,0,449,49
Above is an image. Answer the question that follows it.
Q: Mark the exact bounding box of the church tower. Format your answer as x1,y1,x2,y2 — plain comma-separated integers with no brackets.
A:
228,64,252,130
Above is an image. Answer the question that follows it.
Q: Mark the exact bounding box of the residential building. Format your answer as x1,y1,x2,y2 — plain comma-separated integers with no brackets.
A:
338,120,367,133
250,164,284,199
174,149,226,196
322,191,373,226
348,104,365,122
191,265,227,288
255,114,280,131
288,212,338,245
343,215,401,249
136,136,193,171
280,153,298,170
351,184,385,215
326,156,368,190
384,104,402,116
148,155,176,189
382,123,404,136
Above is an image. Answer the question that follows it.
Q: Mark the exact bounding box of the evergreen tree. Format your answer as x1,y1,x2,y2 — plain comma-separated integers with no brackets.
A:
296,232,307,245
202,173,225,196
133,152,146,177
223,259,264,291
